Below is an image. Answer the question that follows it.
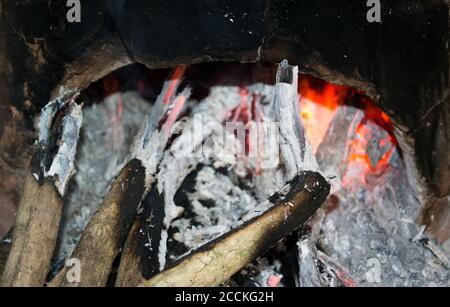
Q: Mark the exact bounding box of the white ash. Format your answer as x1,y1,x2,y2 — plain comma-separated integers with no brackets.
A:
171,166,258,250
198,84,286,201
46,103,83,196
38,96,83,196
55,92,151,261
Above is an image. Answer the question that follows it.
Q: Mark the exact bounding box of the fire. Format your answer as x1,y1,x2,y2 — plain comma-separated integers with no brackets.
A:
299,75,347,152
298,75,397,187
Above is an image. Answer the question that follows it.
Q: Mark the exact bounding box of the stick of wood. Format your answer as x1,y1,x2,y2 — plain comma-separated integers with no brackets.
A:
140,171,330,287
1,174,63,287
1,96,82,287
48,67,190,287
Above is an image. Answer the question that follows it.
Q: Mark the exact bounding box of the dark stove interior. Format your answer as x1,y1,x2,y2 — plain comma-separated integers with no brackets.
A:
0,1,448,288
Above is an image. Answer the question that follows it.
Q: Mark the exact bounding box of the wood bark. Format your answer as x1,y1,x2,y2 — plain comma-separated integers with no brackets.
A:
1,171,63,287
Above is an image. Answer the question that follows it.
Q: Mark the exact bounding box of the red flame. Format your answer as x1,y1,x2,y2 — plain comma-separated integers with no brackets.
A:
299,75,352,152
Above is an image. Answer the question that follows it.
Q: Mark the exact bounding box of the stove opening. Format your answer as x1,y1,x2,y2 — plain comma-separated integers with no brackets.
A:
47,62,448,287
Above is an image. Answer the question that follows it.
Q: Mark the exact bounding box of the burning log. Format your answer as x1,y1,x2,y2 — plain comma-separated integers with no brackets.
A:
49,67,190,287
140,171,330,287
1,96,82,287
275,62,360,288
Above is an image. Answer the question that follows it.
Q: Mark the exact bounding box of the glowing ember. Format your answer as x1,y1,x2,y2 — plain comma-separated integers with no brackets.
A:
342,119,396,186
298,75,397,187
230,88,257,157
163,90,189,137
105,94,124,151
164,65,187,104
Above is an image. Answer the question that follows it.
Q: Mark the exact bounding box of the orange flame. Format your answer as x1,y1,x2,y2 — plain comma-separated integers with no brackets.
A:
298,75,348,152
298,75,397,187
